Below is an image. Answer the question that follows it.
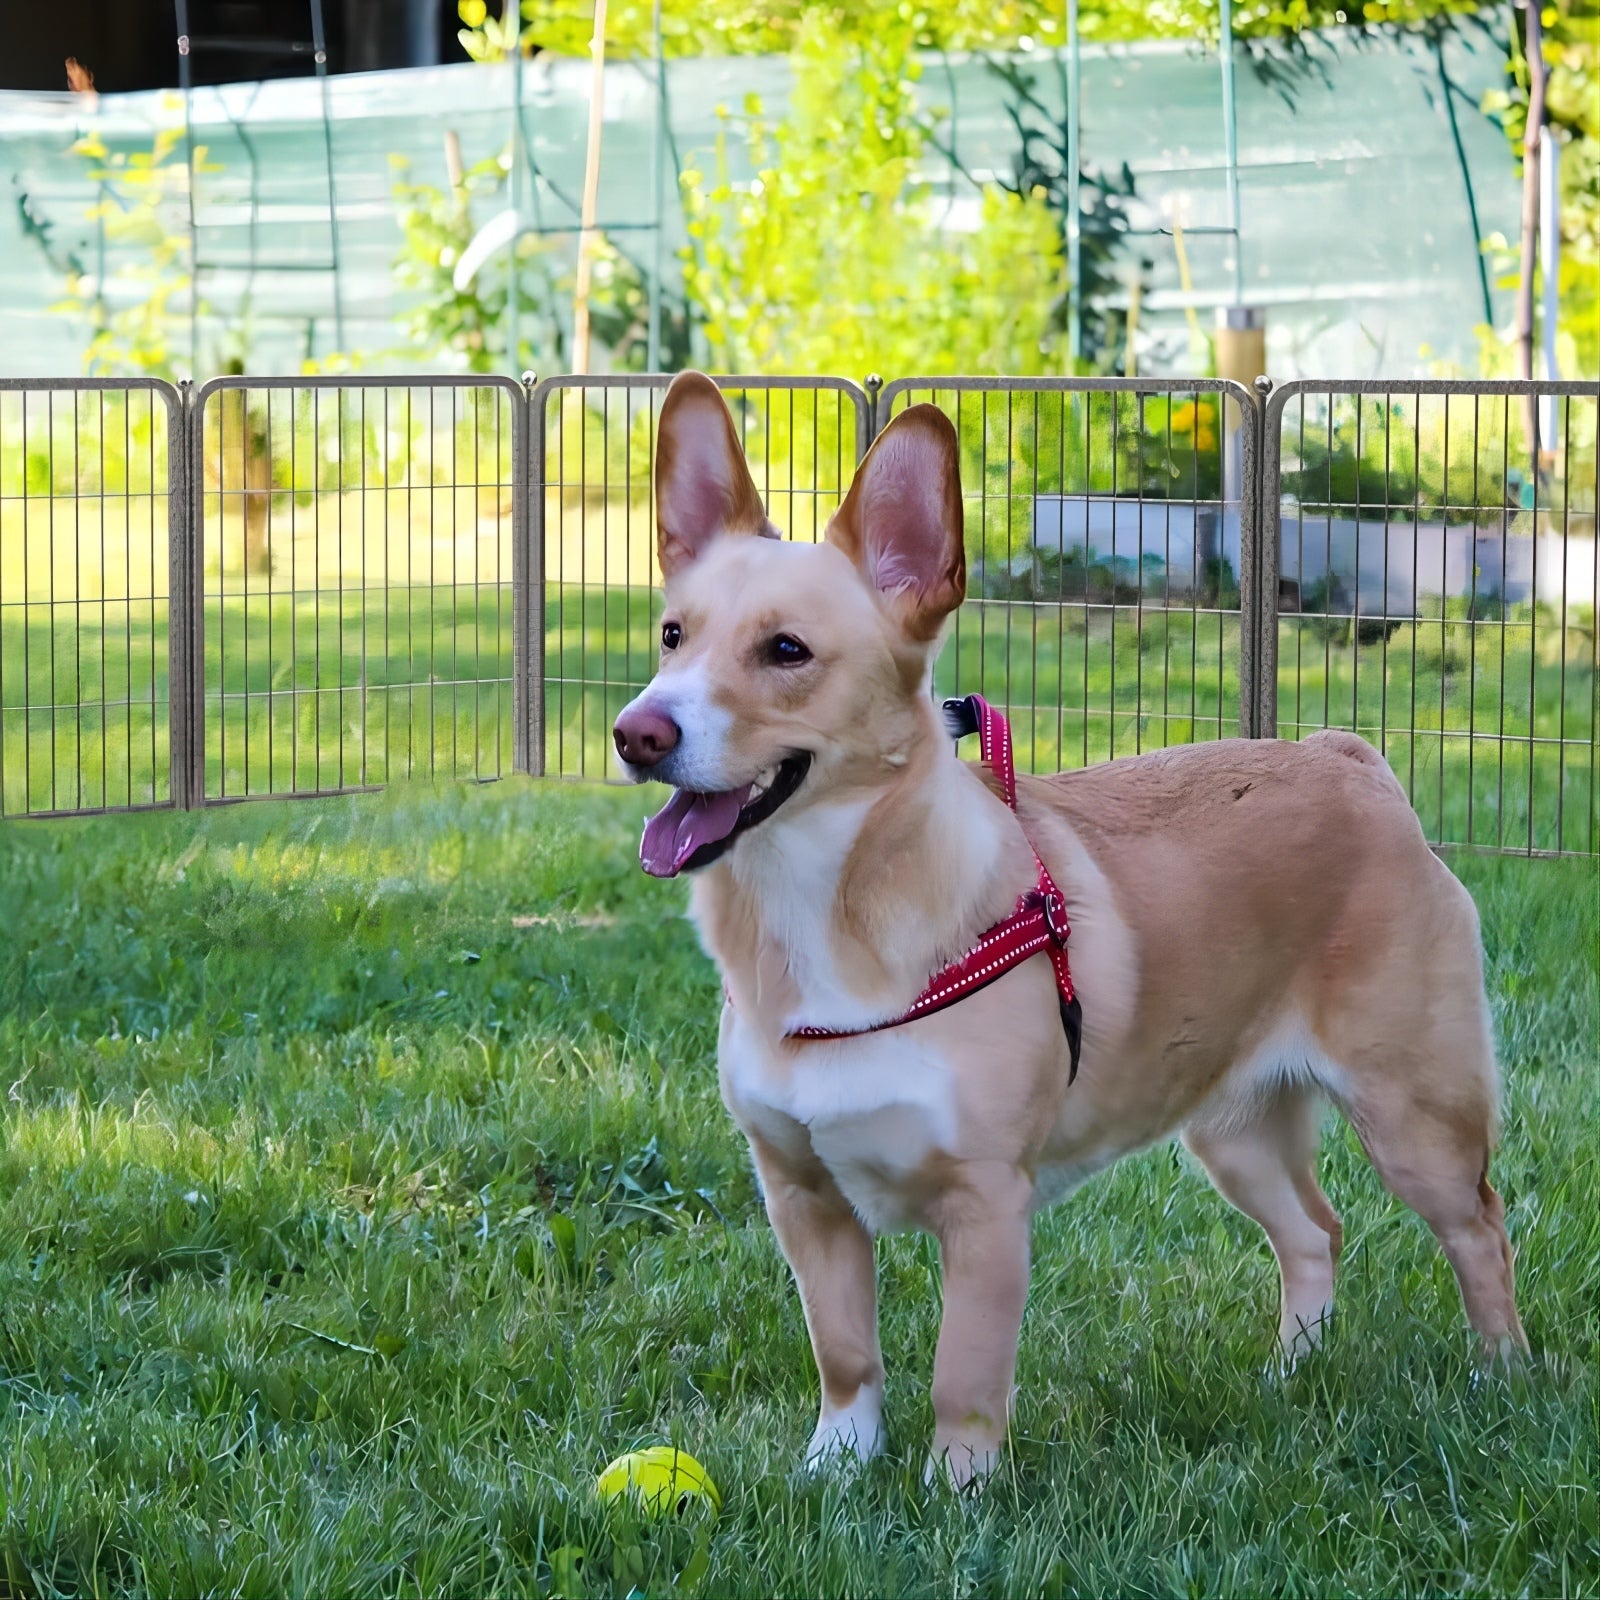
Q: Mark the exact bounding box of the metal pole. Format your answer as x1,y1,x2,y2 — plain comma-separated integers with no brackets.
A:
526,375,547,776
1433,31,1494,329
175,0,200,375
646,0,665,372
1065,0,1082,366
513,373,534,772
1219,0,1243,305
508,1,523,373
309,0,345,351
170,380,195,807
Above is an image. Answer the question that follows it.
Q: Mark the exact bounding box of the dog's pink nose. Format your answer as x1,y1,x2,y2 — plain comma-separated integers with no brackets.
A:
614,703,680,768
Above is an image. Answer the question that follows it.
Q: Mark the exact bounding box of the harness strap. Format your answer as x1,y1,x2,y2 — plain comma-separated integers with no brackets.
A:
785,695,1080,1079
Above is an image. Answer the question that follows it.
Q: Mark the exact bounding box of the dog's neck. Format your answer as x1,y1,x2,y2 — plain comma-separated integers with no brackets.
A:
690,723,1035,1037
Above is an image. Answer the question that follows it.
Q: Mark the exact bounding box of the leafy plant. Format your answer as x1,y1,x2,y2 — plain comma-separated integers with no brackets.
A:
464,0,1498,59
53,122,216,381
390,148,685,374
679,13,1064,378
392,149,563,372
1480,0,1599,375
985,56,1157,374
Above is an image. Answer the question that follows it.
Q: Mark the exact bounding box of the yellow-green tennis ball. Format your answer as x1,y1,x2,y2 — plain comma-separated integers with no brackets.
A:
596,1447,721,1518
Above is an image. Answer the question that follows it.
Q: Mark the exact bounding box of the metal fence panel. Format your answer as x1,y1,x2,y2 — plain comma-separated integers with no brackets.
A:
530,374,872,779
4,367,1594,861
0,377,183,819
879,376,1262,772
192,375,525,802
1262,379,1598,855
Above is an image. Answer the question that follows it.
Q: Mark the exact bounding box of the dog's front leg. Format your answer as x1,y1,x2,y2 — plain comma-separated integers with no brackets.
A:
926,1163,1033,1489
747,1132,885,1471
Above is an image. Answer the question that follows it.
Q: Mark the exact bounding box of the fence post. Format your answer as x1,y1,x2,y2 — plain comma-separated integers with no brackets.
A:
1233,377,1262,738
186,381,210,806
1254,374,1279,739
168,379,198,809
864,374,883,449
516,371,546,777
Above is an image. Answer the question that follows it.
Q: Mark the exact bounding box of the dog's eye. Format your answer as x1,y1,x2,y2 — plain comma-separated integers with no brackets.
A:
769,634,811,666
661,621,682,651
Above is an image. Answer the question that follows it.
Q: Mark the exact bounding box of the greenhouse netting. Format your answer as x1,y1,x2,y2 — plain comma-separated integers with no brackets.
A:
0,24,1518,378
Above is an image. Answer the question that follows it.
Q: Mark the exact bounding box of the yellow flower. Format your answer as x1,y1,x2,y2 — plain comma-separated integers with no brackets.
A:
459,0,487,27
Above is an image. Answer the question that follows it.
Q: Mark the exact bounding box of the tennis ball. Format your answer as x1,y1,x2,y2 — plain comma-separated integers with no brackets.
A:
596,1447,721,1518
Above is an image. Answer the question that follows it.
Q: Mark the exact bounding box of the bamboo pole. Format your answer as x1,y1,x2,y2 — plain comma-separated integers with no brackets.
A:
571,0,609,375
1514,0,1547,465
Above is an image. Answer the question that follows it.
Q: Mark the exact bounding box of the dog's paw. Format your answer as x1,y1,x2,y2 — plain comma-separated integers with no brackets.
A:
922,1441,1001,1493
802,1386,884,1475
1271,1304,1335,1375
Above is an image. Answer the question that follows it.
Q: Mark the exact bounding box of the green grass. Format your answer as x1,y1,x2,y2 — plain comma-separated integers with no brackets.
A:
0,780,1595,1597
6,565,1595,848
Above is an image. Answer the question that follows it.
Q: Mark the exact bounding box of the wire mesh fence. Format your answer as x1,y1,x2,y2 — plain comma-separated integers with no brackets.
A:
879,377,1260,773
0,378,181,818
1263,380,1598,855
192,376,524,802
0,371,1593,857
531,375,872,779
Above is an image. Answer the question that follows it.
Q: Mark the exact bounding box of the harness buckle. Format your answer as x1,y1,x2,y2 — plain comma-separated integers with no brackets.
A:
1041,891,1070,948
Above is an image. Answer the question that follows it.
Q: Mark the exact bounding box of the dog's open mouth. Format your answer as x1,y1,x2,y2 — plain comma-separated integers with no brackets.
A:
639,754,812,878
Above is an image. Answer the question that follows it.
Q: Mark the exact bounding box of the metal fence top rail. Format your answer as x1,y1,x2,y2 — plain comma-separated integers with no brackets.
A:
1,369,1592,856
193,373,528,399
1265,375,1600,424
0,377,182,397
528,374,872,395
1268,378,1600,393
7,373,1591,401
528,372,877,466
881,375,1261,401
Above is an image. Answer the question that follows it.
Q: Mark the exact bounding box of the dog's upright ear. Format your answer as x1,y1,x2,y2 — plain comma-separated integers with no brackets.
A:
655,371,776,581
827,404,964,642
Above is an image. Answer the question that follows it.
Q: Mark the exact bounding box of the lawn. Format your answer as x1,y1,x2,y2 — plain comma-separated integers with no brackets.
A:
0,779,1595,1597
6,578,1594,851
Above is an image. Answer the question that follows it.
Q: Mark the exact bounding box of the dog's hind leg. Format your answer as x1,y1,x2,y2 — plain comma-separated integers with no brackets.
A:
1336,1066,1526,1355
747,1132,886,1470
1318,898,1527,1357
1184,1085,1343,1361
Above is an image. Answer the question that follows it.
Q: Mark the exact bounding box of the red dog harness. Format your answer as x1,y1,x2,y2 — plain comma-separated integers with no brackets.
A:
786,695,1081,1079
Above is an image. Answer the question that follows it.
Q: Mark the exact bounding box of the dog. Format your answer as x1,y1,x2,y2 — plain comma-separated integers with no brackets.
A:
612,372,1526,1487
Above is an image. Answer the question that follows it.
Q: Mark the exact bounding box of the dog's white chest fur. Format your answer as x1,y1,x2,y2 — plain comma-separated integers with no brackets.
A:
719,1005,958,1233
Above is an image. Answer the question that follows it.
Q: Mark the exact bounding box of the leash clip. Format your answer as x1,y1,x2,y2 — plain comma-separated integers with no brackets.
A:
941,695,981,742
1041,891,1070,948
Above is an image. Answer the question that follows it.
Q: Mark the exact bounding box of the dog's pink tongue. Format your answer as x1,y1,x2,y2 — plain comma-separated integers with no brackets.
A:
640,786,752,877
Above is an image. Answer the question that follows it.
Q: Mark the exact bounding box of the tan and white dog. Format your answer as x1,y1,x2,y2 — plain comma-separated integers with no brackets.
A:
613,372,1526,1487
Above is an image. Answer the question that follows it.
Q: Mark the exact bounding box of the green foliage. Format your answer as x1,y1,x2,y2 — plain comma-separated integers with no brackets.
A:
0,783,1593,1592
461,0,1083,59
390,150,567,372
680,14,1064,377
581,238,697,372
470,0,1494,57
986,56,1158,372
52,124,213,381
1280,391,1597,524
390,149,687,374
1480,0,1600,374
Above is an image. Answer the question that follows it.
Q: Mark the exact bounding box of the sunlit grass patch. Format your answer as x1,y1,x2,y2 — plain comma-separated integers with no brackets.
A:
0,780,1593,1596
